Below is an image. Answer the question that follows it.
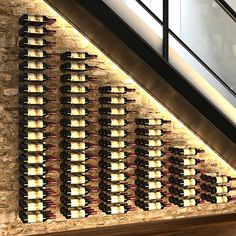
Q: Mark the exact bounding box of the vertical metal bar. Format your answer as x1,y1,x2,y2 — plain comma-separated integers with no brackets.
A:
163,0,169,60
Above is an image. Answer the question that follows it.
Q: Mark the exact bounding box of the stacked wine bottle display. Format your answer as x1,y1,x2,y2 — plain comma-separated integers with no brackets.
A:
134,118,172,211
98,86,136,215
168,147,204,207
18,14,57,223
59,51,98,219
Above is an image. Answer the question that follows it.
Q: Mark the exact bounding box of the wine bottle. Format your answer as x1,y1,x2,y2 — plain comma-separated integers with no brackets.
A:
19,85,56,94
19,14,56,26
60,74,95,83
169,197,201,207
168,186,200,197
60,174,97,185
135,200,168,211
135,118,171,126
99,171,131,182
19,164,56,176
99,97,135,105
19,37,56,48
19,131,56,141
60,108,92,116
168,156,204,166
200,174,236,184
60,196,95,208
60,52,97,61
60,163,97,173
136,158,164,169
168,176,200,187
135,178,165,190
135,138,170,147
19,176,56,188
200,183,236,194
99,150,136,160
99,139,134,149
135,128,171,136
60,185,97,196
135,189,166,201
135,169,165,179
60,152,96,162
19,119,56,129
99,192,130,204
99,86,135,94
99,182,133,193
200,173,218,181
99,203,131,215
19,142,56,152
19,153,56,164
60,141,97,151
99,118,128,127
169,147,205,155
60,85,94,94
19,211,56,223
19,49,55,59
60,130,92,139
201,194,236,204
60,119,95,128
99,129,129,138
19,188,56,199
19,199,56,211
19,72,57,82
98,107,133,116
99,160,134,171
19,96,55,105
60,207,95,218
60,63,97,71
19,26,56,37
135,148,171,158
19,61,56,70
60,97,94,105
168,166,200,176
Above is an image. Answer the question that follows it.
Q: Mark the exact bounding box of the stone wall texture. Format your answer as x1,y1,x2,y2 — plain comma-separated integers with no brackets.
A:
0,0,235,235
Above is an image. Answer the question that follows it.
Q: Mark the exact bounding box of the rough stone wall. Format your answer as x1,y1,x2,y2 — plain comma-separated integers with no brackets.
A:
0,0,235,235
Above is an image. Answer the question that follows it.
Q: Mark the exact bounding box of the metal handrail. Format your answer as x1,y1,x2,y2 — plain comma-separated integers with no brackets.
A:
215,0,236,23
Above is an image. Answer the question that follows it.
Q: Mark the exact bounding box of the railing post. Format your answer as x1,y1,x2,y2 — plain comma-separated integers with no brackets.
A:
163,0,169,60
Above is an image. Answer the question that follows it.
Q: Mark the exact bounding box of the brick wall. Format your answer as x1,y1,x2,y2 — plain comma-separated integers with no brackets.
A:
0,0,235,235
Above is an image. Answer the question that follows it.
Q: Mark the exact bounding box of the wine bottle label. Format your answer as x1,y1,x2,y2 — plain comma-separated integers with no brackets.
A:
111,141,125,148
183,168,196,176
28,178,43,187
71,52,86,59
27,120,44,128
70,164,86,173
183,158,195,166
71,74,86,82
183,178,196,186
28,15,44,22
71,187,86,196
27,49,44,58
71,119,86,127
71,198,86,207
111,173,125,181
110,130,125,137
148,129,162,136
71,108,86,116
183,148,197,155
28,167,44,175
28,38,44,46
148,119,162,125
111,119,125,126
148,202,162,210
27,213,43,223
27,155,44,164
27,26,43,34
111,108,125,115
27,143,44,152
111,87,125,93
27,108,44,116
111,206,125,214
148,160,162,168
70,142,86,150
183,199,196,207
216,186,228,194
148,139,162,147
71,175,86,184
27,85,44,93
183,189,196,197
216,196,228,203
216,176,228,184
28,190,43,199
111,97,125,104
70,86,86,93
27,73,44,81
148,150,162,157
71,63,86,70
28,61,44,69
71,97,86,105
148,171,162,179
28,202,43,211
111,184,125,192
27,132,44,140
70,153,86,162
27,97,44,105
110,152,125,159
70,130,86,139
111,195,125,203
148,191,162,200
111,162,125,170
148,181,162,189
70,210,86,218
